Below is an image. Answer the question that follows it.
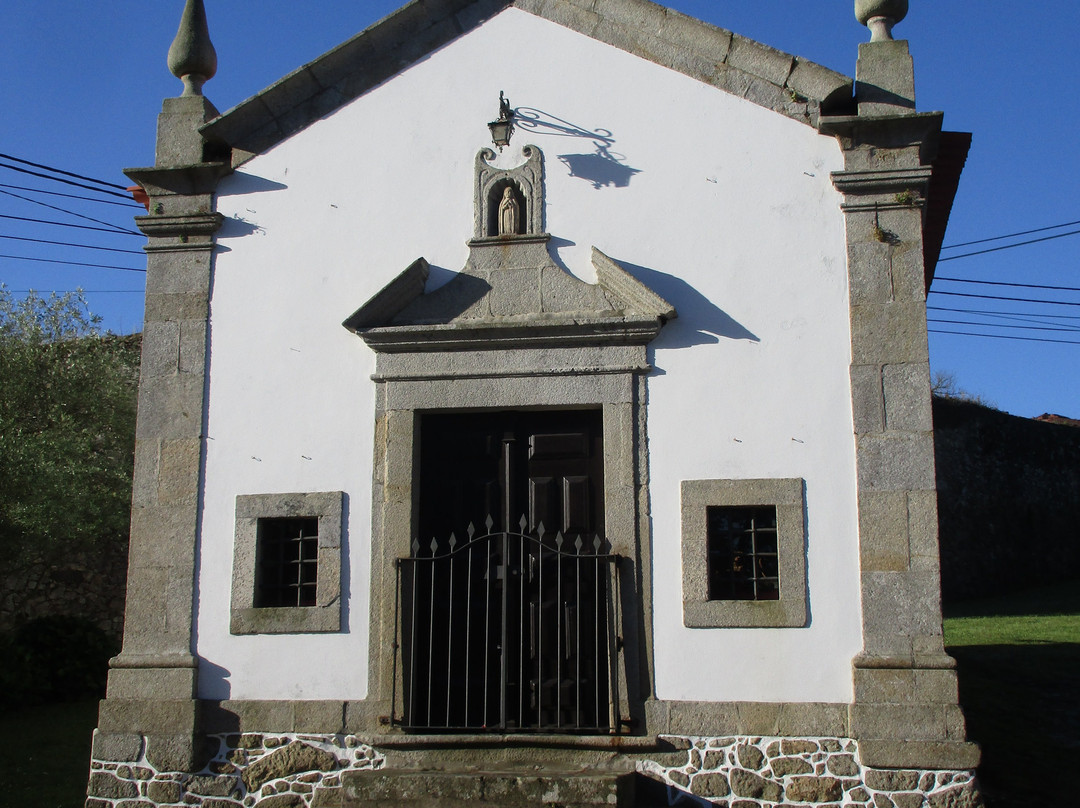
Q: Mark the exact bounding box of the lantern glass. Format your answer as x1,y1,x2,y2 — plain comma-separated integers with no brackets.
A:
489,120,512,149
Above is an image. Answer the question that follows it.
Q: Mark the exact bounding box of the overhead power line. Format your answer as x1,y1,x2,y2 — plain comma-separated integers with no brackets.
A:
935,276,1080,293
928,305,1080,321
0,234,143,255
0,187,139,234
0,162,135,201
0,213,140,237
0,182,141,208
932,310,1080,331
0,152,128,190
0,253,146,272
942,219,1080,250
930,329,1080,346
7,289,144,294
938,229,1080,262
930,290,1080,308
929,317,1080,335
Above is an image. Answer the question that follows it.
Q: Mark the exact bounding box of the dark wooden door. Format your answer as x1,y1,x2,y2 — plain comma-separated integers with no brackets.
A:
404,409,610,731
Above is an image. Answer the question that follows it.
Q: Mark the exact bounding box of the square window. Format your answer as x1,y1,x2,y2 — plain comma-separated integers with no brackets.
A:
255,517,320,608
706,505,780,602
231,492,344,635
681,479,807,628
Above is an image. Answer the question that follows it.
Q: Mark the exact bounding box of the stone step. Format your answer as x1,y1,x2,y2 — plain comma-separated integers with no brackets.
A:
339,768,636,807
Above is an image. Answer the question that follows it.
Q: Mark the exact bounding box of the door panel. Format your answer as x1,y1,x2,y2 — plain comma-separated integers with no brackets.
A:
406,409,610,732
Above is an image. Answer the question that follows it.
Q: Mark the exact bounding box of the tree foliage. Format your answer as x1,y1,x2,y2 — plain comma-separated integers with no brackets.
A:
931,370,996,409
0,286,140,568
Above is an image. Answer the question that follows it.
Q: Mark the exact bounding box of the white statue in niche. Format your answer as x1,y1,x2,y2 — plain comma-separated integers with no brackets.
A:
497,186,520,236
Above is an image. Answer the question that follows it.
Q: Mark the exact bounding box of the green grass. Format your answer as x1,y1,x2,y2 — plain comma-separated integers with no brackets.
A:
0,699,99,808
944,579,1080,808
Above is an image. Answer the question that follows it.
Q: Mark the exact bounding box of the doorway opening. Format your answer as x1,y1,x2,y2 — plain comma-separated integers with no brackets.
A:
396,409,620,733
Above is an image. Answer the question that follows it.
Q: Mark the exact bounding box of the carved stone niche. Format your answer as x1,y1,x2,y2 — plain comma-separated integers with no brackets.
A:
474,146,543,240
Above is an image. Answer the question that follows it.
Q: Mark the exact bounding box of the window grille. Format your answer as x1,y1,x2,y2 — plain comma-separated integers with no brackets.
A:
706,505,780,601
255,517,319,607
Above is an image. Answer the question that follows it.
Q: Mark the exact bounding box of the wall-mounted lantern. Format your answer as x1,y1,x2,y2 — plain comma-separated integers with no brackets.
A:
487,91,515,151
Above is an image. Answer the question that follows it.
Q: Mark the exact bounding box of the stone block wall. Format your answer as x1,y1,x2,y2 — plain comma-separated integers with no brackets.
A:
0,542,127,639
933,397,1080,601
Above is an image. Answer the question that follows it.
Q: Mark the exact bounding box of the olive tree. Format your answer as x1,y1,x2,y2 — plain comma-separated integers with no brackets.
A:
0,286,139,586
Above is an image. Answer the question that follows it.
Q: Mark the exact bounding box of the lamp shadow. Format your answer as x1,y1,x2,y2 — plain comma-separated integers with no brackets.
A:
558,149,641,189
513,106,642,189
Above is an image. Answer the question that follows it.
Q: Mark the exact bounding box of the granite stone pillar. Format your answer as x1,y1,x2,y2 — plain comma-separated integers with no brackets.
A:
89,3,231,776
819,17,979,772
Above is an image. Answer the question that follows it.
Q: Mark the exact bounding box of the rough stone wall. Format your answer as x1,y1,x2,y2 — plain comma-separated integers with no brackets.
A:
88,733,982,807
0,541,127,639
641,735,982,807
87,733,384,808
933,397,1080,602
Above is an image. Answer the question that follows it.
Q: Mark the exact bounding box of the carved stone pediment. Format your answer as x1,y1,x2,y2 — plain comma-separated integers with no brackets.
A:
343,146,675,353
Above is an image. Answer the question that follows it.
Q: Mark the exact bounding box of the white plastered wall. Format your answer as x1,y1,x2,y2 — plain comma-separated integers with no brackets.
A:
197,8,860,703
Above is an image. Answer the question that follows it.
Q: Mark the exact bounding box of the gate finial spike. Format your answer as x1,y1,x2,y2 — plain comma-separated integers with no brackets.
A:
167,0,218,96
519,514,528,532
537,521,546,539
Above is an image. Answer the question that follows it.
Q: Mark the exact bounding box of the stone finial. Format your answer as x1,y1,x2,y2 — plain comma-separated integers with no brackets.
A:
855,0,908,42
167,0,217,96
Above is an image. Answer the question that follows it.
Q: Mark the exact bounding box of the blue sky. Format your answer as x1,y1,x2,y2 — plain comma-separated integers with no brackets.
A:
3,2,1077,418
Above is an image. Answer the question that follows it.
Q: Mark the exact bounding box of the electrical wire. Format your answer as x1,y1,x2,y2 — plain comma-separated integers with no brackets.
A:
929,318,1080,335
0,213,140,237
0,152,128,190
0,234,143,255
935,310,1080,332
930,290,1080,307
937,229,1080,262
0,162,135,201
930,329,1080,346
6,289,143,294
935,276,1080,293
0,183,141,209
0,187,140,234
0,253,145,272
928,305,1080,321
942,219,1080,250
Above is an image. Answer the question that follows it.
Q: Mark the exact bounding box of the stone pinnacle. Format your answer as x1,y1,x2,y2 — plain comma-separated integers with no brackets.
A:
855,0,909,42
167,0,217,96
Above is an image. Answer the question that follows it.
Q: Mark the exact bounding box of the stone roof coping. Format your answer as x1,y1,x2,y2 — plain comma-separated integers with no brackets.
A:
200,0,853,158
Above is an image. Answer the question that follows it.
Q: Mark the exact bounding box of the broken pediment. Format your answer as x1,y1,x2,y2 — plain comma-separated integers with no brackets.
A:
343,146,675,353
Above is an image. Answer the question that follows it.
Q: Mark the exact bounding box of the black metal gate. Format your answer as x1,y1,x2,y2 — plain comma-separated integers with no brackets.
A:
395,516,621,733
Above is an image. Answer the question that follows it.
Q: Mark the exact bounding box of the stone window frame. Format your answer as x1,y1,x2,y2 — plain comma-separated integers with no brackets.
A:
231,491,344,635
681,478,808,628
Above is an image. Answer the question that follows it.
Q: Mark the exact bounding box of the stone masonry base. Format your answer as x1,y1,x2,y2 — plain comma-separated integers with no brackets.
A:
87,733,982,807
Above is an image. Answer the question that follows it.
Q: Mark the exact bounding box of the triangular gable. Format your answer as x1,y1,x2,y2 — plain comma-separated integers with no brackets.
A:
200,0,853,159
